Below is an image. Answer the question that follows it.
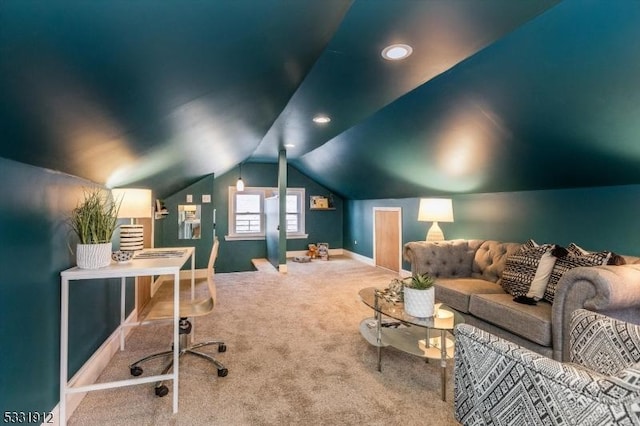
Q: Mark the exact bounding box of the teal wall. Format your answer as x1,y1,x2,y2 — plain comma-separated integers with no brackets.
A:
154,174,215,269
345,184,640,271
211,163,343,272
3,150,639,416
0,157,133,414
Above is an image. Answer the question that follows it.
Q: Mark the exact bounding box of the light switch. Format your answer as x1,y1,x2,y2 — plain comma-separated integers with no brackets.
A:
186,194,193,203
202,194,211,203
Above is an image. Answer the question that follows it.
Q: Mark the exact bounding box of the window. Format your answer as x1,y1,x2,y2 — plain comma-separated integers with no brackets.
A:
285,188,305,237
227,187,306,240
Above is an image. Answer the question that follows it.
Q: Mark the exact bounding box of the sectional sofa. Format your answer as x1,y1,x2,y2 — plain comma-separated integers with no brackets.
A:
403,239,640,361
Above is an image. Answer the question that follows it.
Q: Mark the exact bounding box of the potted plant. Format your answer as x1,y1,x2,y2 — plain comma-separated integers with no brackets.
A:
402,273,436,318
69,188,121,269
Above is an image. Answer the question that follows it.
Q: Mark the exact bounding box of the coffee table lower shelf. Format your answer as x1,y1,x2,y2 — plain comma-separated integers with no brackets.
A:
359,317,455,400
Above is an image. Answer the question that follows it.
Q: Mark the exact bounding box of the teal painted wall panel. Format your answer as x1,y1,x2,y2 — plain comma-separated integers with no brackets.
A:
345,184,640,271
0,158,132,414
154,174,215,269
211,163,343,272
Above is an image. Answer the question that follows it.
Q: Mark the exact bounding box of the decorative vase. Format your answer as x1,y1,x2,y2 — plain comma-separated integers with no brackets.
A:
76,242,112,269
403,287,435,318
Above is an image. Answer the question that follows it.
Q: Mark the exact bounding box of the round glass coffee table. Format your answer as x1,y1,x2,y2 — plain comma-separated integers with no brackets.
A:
358,287,464,401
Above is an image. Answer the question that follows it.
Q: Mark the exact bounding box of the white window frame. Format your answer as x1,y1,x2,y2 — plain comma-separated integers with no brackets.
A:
227,187,265,240
285,188,307,239
226,186,307,241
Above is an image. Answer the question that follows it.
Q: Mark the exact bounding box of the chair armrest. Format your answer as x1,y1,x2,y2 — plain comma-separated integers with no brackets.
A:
454,323,640,425
570,309,640,375
552,264,640,361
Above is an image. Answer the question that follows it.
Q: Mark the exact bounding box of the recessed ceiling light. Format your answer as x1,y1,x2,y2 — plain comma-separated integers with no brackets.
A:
312,115,331,124
381,44,413,61
284,143,295,148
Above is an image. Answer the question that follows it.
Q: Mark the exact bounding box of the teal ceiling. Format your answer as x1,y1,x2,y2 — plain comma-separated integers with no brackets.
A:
2,0,639,199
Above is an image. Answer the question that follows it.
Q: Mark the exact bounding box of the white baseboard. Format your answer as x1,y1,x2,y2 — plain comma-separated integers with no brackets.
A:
342,249,411,276
286,248,344,258
50,309,138,426
341,249,374,265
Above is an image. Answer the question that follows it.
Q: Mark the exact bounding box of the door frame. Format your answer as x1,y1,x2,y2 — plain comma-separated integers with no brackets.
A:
372,207,403,272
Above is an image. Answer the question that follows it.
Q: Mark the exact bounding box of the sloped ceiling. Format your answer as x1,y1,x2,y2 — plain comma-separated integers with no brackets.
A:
2,0,639,199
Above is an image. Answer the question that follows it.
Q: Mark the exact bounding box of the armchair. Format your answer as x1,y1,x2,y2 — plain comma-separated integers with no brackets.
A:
454,309,640,425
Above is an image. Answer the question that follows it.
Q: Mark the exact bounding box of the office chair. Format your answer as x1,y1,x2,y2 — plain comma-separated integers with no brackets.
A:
129,237,228,397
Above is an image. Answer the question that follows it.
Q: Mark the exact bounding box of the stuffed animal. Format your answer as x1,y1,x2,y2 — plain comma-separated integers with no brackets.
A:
307,244,318,259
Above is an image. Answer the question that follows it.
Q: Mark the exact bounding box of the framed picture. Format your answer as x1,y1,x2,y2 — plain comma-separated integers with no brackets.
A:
310,195,329,209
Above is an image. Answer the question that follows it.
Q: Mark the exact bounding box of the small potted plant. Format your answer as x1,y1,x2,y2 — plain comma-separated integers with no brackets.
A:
69,188,121,269
402,273,436,318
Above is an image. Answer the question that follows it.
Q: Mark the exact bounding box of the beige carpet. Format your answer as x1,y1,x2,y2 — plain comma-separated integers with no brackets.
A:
69,257,460,425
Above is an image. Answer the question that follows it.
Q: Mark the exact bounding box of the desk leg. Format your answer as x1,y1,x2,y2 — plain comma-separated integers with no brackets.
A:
59,278,69,426
120,277,126,351
172,271,180,414
191,251,195,300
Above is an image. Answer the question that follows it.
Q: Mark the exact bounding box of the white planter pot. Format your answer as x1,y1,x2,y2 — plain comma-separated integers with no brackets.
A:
77,242,112,269
403,286,435,318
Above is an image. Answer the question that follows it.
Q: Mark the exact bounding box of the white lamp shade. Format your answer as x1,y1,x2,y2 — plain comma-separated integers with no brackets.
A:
418,198,454,222
112,188,152,219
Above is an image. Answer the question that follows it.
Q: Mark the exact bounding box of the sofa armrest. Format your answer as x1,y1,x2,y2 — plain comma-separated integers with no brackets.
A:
402,240,476,278
552,264,640,361
454,323,640,425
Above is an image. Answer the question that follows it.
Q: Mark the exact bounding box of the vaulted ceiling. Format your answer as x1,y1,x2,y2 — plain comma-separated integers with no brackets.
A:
2,0,640,199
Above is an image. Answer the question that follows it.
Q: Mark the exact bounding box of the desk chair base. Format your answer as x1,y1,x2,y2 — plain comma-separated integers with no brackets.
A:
129,318,228,397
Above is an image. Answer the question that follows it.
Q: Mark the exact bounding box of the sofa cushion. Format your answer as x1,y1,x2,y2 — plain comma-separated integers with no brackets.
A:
468,293,552,346
435,278,504,313
472,240,523,283
544,243,611,303
404,239,476,278
500,240,555,296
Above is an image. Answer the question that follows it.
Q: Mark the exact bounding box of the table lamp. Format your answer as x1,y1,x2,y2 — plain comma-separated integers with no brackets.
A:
418,198,454,241
112,188,152,251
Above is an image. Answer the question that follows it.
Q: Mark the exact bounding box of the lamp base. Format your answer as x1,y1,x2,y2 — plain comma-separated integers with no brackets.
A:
120,224,144,251
426,222,445,242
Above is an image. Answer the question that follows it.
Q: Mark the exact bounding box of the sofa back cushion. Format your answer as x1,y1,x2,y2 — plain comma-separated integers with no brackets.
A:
472,240,523,283
405,239,477,278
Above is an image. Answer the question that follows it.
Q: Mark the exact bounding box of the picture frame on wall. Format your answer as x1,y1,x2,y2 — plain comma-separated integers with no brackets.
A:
310,195,329,209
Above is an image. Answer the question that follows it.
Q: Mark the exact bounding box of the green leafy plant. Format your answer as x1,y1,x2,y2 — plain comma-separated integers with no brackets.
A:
402,273,435,290
69,188,121,244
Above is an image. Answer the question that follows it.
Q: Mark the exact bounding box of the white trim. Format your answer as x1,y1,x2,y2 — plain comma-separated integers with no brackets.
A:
286,248,343,258
51,309,138,425
342,249,411,276
227,186,307,241
342,249,375,266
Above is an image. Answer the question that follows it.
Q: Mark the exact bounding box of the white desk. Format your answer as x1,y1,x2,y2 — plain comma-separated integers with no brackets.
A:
59,247,195,426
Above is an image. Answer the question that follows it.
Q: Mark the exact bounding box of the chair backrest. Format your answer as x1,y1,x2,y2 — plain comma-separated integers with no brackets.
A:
206,237,220,304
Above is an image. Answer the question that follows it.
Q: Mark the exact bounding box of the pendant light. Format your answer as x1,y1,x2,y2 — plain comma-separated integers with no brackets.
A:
236,163,245,192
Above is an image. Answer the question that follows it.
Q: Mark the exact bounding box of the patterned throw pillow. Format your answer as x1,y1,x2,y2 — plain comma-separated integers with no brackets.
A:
526,249,557,300
500,240,555,296
543,243,611,303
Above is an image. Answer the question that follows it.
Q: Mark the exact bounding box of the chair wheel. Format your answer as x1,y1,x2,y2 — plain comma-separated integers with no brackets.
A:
130,366,143,376
218,368,228,377
155,385,169,397
218,344,227,353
